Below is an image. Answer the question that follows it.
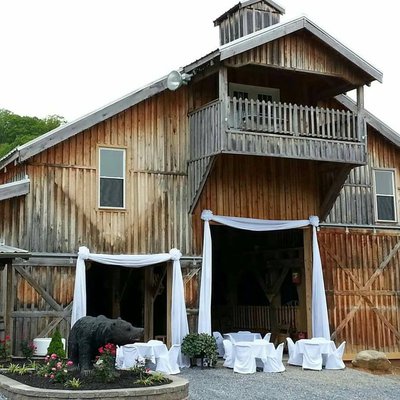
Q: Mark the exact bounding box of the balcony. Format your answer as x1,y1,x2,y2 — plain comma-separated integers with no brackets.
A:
187,97,367,210
189,97,366,164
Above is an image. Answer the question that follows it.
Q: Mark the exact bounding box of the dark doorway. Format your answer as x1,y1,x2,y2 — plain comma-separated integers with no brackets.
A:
86,262,167,337
211,226,303,335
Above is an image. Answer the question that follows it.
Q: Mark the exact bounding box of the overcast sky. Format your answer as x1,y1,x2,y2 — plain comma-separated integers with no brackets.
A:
1,0,399,133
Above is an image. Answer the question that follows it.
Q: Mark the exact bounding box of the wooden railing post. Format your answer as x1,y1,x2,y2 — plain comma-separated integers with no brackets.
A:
357,85,365,142
219,66,228,151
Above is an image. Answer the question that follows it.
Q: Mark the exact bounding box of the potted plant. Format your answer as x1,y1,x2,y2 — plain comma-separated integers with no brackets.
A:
181,333,218,368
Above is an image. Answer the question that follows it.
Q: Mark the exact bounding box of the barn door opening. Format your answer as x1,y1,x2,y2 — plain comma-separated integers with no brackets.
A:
211,225,307,340
86,262,167,341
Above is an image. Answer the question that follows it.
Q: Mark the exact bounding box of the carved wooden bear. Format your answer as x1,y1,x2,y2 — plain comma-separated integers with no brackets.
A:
68,315,144,371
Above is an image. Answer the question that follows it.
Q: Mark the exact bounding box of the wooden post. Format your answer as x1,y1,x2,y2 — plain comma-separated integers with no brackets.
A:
5,263,14,354
166,262,173,347
356,85,365,141
303,228,313,337
219,65,228,150
144,267,154,342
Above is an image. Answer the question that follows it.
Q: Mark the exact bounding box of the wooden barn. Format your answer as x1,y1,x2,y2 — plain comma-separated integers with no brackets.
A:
1,0,399,359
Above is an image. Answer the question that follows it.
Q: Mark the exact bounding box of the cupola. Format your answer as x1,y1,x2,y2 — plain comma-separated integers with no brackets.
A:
214,0,285,45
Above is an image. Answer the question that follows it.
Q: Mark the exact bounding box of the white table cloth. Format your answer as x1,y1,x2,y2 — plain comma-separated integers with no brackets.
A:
232,340,275,368
120,342,170,369
224,332,262,342
295,338,336,355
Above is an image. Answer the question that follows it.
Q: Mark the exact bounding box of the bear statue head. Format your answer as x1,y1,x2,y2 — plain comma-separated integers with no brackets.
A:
108,318,144,345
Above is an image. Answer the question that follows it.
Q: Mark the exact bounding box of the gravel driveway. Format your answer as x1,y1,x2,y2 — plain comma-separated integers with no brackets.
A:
180,363,400,400
1,363,399,400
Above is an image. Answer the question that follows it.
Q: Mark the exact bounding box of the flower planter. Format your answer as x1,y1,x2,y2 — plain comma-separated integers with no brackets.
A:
33,338,66,356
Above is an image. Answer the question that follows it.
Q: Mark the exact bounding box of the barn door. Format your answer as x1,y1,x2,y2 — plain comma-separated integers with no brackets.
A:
6,261,75,355
319,230,400,358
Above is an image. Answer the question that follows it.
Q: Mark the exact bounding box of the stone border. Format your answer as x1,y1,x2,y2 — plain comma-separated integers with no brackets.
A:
0,373,189,400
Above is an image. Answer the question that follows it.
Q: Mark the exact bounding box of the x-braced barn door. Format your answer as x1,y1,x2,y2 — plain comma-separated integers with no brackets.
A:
6,261,75,355
319,230,400,358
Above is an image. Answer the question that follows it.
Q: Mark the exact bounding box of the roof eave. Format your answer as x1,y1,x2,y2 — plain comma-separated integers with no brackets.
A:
220,17,382,83
335,94,400,147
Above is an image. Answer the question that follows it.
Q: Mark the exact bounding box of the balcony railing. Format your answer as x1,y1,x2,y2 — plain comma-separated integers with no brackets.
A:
189,98,366,165
228,98,361,142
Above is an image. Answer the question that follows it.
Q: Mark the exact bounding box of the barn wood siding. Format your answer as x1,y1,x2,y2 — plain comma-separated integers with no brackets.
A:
319,228,400,356
326,129,400,226
0,88,195,255
10,263,74,355
226,31,368,85
192,154,320,253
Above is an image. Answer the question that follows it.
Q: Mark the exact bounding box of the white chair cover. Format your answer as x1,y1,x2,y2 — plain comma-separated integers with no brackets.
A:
147,340,164,345
325,341,346,370
122,345,141,368
233,343,256,374
153,344,173,374
115,345,124,369
262,343,285,373
263,333,271,342
169,344,182,374
287,337,302,366
238,331,251,333
223,339,235,368
213,331,225,357
302,343,323,370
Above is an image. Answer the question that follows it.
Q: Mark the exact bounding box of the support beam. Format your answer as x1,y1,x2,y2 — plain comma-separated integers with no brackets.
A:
319,164,353,222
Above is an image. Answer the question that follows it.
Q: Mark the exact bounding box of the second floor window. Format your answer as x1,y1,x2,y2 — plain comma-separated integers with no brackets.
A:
374,169,396,222
99,148,125,208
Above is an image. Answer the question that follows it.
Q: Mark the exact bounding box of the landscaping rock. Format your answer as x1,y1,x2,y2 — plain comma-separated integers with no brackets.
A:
352,350,391,371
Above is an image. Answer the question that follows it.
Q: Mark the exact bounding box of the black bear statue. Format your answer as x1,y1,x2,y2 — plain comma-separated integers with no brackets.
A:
68,315,144,372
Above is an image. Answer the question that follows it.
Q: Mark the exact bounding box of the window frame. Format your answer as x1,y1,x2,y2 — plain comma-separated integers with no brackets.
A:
98,147,126,210
229,83,280,103
373,168,397,223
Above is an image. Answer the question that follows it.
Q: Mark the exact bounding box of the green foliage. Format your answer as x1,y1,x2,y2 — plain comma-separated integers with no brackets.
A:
181,333,218,366
47,328,66,358
0,108,66,158
64,377,82,389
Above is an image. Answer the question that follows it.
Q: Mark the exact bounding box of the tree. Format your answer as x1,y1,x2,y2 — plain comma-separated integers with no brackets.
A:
0,109,66,158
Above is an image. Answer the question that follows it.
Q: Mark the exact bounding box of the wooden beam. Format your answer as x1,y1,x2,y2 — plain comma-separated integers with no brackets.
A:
319,164,352,222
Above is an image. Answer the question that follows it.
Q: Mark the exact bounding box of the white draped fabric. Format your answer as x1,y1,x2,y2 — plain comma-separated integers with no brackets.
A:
198,210,330,340
71,246,189,366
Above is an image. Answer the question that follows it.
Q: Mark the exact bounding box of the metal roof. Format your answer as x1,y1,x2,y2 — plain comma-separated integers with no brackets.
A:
0,244,30,259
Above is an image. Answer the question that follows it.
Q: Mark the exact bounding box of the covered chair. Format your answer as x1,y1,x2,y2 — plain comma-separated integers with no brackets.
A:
263,333,271,342
223,339,235,368
302,343,323,371
233,343,256,374
262,342,285,373
213,331,225,357
147,339,164,345
122,345,141,369
286,337,302,366
325,341,346,370
162,344,181,374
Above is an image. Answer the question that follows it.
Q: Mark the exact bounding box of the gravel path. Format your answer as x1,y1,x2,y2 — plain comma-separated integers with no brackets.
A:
1,363,399,400
180,363,400,400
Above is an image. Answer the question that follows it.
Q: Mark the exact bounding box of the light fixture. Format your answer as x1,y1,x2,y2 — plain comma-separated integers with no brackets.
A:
166,70,192,91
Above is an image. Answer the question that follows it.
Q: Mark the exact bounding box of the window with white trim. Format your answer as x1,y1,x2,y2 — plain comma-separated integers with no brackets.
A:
99,148,125,208
374,169,396,222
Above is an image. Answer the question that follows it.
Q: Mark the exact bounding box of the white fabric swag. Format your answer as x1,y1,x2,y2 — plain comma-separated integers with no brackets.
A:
198,210,330,340
71,246,189,353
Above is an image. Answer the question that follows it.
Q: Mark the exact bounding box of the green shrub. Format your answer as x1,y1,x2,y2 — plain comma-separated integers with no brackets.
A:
47,329,65,358
181,333,218,366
